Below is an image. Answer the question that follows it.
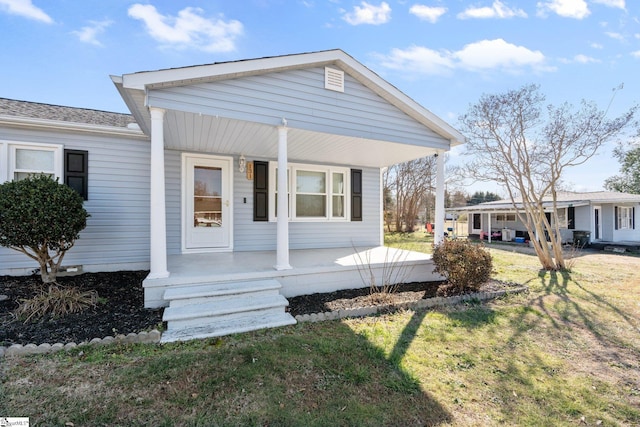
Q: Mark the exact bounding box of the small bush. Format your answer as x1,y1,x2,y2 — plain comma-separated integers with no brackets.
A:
14,285,98,323
432,239,492,293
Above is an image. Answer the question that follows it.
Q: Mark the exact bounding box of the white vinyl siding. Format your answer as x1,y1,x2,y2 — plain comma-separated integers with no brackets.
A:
0,127,151,274
147,67,449,151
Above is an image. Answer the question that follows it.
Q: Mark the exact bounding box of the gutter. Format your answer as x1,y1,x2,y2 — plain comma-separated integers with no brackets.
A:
0,115,148,140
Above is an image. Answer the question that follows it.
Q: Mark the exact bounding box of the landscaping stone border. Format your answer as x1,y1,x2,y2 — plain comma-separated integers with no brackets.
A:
0,285,527,358
293,286,529,323
1,330,161,358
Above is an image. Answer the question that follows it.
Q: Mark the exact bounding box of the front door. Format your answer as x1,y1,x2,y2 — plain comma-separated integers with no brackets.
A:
183,154,232,251
594,206,601,240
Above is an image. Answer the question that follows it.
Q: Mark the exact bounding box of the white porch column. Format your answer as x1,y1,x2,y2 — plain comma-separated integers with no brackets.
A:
488,213,492,243
275,124,292,270
148,107,169,279
434,151,446,246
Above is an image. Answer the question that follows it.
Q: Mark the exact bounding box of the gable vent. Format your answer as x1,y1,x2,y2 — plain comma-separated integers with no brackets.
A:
325,67,344,93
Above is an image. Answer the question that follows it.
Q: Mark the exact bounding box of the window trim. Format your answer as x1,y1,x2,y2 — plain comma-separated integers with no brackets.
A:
268,162,351,222
3,141,63,182
616,206,634,230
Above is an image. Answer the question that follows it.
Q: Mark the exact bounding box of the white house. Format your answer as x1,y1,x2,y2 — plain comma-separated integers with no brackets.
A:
452,191,640,246
1,50,464,340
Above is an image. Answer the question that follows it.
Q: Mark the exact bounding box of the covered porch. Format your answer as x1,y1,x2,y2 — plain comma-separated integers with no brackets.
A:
143,246,440,308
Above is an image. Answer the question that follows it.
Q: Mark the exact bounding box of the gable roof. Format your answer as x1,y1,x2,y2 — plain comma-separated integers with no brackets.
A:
451,191,640,212
112,49,464,147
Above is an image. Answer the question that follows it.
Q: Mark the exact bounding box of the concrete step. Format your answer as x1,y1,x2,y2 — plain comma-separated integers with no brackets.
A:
160,311,297,343
163,279,282,303
163,292,289,321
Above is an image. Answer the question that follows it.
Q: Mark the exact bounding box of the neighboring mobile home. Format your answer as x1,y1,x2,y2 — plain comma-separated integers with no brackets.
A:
1,50,464,339
451,191,640,245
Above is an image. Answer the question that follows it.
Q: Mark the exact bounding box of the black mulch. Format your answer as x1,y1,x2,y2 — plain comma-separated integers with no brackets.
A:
0,271,515,347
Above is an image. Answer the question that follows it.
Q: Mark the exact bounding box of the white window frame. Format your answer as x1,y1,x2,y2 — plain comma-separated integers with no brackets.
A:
2,141,63,182
495,213,516,222
268,162,350,222
617,206,633,230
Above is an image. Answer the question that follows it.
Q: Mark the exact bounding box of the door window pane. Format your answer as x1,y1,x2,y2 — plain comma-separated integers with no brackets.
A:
194,166,222,227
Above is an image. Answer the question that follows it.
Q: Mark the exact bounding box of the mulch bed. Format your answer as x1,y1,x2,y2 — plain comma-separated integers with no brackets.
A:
0,271,515,347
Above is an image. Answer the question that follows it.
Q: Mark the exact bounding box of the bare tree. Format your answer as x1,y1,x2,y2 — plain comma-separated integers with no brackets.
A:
384,157,437,232
459,84,636,270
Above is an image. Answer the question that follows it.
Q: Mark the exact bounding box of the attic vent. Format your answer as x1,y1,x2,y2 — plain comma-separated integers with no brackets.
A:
325,67,344,93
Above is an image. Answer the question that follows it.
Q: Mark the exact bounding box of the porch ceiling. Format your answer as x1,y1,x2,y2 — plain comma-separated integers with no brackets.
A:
162,109,439,168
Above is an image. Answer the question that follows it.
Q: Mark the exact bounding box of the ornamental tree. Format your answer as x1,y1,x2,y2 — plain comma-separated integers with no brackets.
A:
0,175,89,283
459,84,636,271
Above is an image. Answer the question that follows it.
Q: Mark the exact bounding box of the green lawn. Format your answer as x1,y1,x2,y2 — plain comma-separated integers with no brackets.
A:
1,234,639,426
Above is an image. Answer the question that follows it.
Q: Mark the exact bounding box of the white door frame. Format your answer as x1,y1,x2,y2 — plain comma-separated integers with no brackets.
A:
593,205,602,241
181,153,233,253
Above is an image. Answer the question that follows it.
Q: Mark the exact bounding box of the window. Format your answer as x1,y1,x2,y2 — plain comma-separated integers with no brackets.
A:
495,213,516,222
269,162,350,221
1,141,63,182
616,206,635,230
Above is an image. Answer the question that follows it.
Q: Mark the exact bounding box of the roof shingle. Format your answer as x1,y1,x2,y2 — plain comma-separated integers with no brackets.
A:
0,97,136,128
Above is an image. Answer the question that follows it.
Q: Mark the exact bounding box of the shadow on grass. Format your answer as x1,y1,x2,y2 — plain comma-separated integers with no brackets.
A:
533,269,639,351
1,319,453,426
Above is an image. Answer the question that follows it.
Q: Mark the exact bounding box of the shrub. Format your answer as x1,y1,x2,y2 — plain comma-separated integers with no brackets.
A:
14,285,98,323
432,239,492,293
0,175,89,283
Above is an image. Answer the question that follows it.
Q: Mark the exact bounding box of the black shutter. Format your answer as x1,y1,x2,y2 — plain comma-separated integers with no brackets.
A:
615,206,618,230
64,149,88,200
351,169,362,222
253,161,268,221
633,207,636,229
568,207,575,230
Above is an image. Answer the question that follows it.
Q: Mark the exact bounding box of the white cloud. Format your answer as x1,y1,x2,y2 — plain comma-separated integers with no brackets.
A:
457,1,527,19
342,1,391,25
455,39,550,72
0,0,52,23
128,4,243,52
378,39,553,76
560,54,601,64
409,4,447,23
632,50,640,58
605,31,625,41
592,0,625,9
72,19,112,47
591,42,603,49
536,0,590,19
378,45,454,75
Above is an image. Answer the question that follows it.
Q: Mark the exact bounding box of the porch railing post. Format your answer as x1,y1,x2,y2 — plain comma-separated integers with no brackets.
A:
434,151,446,246
148,107,169,279
275,124,292,270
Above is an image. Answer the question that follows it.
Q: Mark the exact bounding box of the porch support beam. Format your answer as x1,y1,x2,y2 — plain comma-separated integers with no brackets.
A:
434,151,446,246
275,124,292,270
148,107,169,279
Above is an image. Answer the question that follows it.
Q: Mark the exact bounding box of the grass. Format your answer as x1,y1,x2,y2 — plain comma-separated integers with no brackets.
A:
1,234,639,426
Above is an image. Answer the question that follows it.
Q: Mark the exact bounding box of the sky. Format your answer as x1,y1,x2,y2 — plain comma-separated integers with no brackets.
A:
0,0,638,195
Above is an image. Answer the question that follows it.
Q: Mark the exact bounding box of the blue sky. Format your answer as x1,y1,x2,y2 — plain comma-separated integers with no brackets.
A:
1,0,638,194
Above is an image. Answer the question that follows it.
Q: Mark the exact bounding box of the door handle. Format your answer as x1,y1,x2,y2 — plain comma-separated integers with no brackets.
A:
225,200,229,207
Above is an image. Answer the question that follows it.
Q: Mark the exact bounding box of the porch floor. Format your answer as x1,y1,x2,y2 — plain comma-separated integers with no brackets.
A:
143,246,438,307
